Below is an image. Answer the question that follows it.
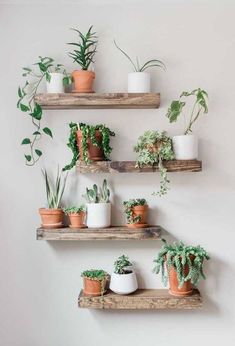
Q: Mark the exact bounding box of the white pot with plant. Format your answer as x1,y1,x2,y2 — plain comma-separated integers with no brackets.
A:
110,255,138,295
46,63,71,93
114,40,165,93
166,88,209,160
83,179,111,228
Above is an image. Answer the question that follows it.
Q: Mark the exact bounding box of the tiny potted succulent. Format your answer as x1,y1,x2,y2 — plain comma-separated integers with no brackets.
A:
110,255,138,295
82,179,111,228
134,131,174,196
39,168,68,228
114,40,165,93
63,205,86,229
68,26,97,93
123,199,148,228
166,88,208,160
81,269,109,296
63,122,115,171
153,239,210,297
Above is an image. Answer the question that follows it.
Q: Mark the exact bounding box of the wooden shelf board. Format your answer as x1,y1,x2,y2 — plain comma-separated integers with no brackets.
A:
35,92,160,109
77,160,202,173
37,225,162,241
78,289,202,310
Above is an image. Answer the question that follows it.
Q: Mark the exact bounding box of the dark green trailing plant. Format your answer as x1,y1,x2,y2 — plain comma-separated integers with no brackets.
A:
123,198,147,224
63,123,115,171
166,88,208,135
134,131,174,196
63,205,85,215
114,40,166,72
114,255,133,274
68,26,97,70
83,179,110,203
153,239,210,288
42,167,68,209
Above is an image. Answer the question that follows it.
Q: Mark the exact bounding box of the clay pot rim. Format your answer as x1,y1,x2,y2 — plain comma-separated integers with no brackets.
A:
72,70,95,75
132,205,148,210
68,212,86,217
77,129,102,137
39,208,63,215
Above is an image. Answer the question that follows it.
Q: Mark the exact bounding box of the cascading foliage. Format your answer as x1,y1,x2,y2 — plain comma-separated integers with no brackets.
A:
123,198,147,224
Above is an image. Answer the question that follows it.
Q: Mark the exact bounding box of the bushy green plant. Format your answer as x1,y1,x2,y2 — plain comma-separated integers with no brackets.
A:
114,255,133,274
81,269,108,280
123,198,147,224
153,239,210,288
63,205,85,215
83,179,110,203
166,88,208,134
134,131,174,196
42,168,68,209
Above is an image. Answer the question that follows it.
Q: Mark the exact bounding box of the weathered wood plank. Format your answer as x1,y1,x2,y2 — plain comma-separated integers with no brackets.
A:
78,289,202,310
77,160,202,173
37,225,162,241
34,93,160,109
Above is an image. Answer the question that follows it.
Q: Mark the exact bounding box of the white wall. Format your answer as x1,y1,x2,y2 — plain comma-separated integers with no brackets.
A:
0,0,235,345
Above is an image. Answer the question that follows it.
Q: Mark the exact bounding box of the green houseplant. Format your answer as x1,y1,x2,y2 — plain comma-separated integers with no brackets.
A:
110,255,138,294
134,131,174,196
81,269,109,296
63,205,86,229
123,199,148,228
153,239,210,296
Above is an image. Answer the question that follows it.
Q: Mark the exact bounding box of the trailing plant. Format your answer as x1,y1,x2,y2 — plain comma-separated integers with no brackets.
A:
63,205,85,215
63,122,115,171
166,88,208,135
153,239,210,288
17,56,70,166
114,40,166,72
134,131,174,196
83,179,110,203
42,167,68,209
123,198,147,224
68,26,97,70
81,269,109,295
114,255,133,274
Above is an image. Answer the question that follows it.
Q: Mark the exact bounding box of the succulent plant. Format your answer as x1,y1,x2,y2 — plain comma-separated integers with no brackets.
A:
82,179,110,203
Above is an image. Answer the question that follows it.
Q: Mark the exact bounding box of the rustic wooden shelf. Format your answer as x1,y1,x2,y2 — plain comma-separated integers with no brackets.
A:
37,225,162,241
35,92,160,109
77,160,202,173
78,289,202,310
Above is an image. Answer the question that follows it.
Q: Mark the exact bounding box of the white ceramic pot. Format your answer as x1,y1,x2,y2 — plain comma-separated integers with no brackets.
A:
173,135,198,160
110,271,138,295
46,73,64,93
128,72,150,93
86,202,111,228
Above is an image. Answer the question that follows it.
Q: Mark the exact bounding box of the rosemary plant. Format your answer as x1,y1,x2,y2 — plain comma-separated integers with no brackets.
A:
42,168,68,209
114,255,133,274
123,199,147,224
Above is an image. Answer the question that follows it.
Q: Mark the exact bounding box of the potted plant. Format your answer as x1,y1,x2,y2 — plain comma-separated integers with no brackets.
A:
153,239,210,297
46,63,71,93
134,131,174,196
63,122,115,171
123,199,148,228
63,205,86,229
110,255,138,295
114,40,165,93
82,179,111,228
68,26,97,93
166,88,208,160
39,168,68,228
81,269,109,296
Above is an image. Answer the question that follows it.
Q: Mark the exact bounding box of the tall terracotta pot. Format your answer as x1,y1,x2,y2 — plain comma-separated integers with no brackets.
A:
39,208,63,229
83,277,106,297
168,264,193,297
77,130,104,162
68,212,86,229
127,205,148,229
72,70,95,93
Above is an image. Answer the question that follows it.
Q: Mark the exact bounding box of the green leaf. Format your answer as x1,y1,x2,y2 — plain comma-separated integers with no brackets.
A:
21,138,31,145
39,62,47,72
35,149,42,157
18,87,22,98
24,154,32,162
20,103,30,112
33,131,41,136
31,103,42,120
43,127,53,138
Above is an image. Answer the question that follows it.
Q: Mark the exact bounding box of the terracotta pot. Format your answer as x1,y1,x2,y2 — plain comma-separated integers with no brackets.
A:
83,277,106,296
77,130,105,162
168,263,193,297
72,70,95,93
39,208,63,229
127,205,148,228
68,212,86,229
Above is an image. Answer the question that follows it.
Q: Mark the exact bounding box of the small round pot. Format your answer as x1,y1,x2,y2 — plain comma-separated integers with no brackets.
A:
39,208,63,229
68,212,86,229
46,73,65,93
110,271,138,295
77,130,105,162
168,265,193,297
83,277,106,296
86,203,111,228
128,72,150,93
126,205,148,228
72,70,95,93
173,135,198,160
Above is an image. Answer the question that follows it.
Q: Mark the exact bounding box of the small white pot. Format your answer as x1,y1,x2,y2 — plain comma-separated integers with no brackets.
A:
110,271,138,295
46,73,64,93
86,203,111,228
128,72,150,93
173,135,198,160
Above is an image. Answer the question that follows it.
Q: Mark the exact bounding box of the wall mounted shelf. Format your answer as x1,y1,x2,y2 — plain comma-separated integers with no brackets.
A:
35,92,160,109
78,289,202,310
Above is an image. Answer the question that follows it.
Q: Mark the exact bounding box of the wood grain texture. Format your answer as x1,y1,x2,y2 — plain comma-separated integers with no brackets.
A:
77,160,202,173
78,289,202,310
34,93,160,109
37,225,162,241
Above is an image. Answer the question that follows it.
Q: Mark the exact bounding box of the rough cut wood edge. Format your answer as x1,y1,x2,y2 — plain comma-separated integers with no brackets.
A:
77,160,202,173
36,225,162,241
78,289,202,310
34,93,160,109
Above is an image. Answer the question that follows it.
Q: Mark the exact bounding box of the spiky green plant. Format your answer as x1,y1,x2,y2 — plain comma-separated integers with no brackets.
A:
42,168,68,209
63,205,85,215
114,255,133,274
123,198,147,224
83,179,110,203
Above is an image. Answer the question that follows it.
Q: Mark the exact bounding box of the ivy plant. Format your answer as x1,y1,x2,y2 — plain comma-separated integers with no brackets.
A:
123,198,147,224
63,205,86,215
114,255,133,274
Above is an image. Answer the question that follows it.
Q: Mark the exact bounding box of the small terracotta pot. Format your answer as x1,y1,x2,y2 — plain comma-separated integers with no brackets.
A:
168,263,193,297
83,277,106,297
39,208,63,229
72,70,95,93
77,130,105,162
68,212,86,229
127,205,148,228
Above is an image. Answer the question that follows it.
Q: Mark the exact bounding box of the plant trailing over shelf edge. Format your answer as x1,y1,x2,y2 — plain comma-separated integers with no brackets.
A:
83,179,110,203
63,205,86,214
81,269,109,295
123,198,147,224
42,167,68,209
114,255,133,274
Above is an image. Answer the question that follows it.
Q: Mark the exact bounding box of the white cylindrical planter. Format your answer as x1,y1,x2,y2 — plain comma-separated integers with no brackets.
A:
173,135,198,160
110,272,138,295
128,72,150,93
46,73,64,93
86,202,111,228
